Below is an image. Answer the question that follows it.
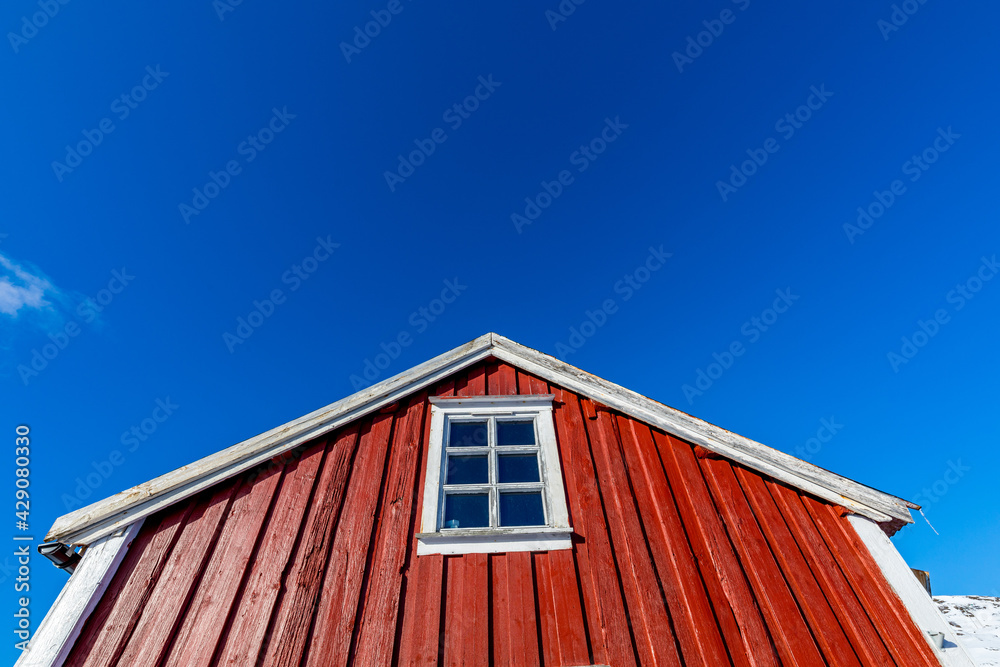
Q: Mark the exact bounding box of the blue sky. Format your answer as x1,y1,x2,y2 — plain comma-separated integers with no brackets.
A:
3,0,999,658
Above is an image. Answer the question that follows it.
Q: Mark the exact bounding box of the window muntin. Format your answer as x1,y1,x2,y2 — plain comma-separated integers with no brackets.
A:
440,416,545,529
417,395,571,555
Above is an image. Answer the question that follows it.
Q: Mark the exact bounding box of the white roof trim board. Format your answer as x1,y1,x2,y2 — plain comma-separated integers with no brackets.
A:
47,333,916,547
17,520,144,667
848,515,977,666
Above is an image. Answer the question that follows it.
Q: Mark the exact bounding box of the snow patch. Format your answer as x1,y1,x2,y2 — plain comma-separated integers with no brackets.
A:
935,595,1000,666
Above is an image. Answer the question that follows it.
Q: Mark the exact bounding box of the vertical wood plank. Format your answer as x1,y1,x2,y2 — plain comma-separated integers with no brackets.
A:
699,456,825,665
302,412,396,667
545,548,590,665
352,393,428,667
396,379,455,666
735,467,861,665
66,503,192,667
585,409,684,667
491,553,512,666
462,552,490,667
510,550,542,667
115,480,240,666
654,431,779,667
767,482,896,667
494,361,519,395
534,553,560,666
464,363,487,395
213,440,326,665
443,555,464,666
551,388,636,667
259,427,360,667
616,418,732,666
162,465,284,666
485,358,500,395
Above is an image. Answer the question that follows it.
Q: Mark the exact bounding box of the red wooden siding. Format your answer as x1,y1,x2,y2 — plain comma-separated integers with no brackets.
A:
65,359,939,666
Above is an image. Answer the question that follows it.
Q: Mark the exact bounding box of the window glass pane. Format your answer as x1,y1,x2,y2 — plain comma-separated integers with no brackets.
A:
449,421,488,448
499,491,545,527
497,420,535,446
443,493,489,528
446,455,488,485
497,454,540,483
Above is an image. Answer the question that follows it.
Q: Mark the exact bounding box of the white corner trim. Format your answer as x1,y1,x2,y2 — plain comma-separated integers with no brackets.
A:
846,516,976,667
16,519,144,667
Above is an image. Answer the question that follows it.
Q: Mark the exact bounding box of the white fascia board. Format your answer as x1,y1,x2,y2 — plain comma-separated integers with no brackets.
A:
847,515,977,667
16,520,143,667
47,334,495,546
490,334,914,525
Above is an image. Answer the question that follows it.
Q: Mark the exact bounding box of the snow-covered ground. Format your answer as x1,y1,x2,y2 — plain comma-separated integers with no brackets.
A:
936,596,1000,666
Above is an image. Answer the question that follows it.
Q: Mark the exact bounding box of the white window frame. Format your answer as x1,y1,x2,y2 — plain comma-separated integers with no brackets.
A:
416,395,572,555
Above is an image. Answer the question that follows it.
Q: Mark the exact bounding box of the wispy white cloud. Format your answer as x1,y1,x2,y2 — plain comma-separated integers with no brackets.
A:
0,251,62,317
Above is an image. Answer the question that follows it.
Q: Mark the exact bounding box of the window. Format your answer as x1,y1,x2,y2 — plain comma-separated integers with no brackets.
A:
416,395,572,555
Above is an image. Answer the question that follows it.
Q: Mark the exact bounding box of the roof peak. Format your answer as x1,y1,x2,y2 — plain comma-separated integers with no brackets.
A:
47,332,915,546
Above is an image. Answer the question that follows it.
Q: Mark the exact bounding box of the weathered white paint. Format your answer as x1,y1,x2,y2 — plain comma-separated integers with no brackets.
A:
847,515,977,667
16,520,143,667
417,395,570,555
48,332,915,547
49,335,496,545
415,528,573,555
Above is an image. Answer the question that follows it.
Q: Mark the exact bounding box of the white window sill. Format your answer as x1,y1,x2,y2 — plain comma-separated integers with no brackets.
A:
415,527,573,555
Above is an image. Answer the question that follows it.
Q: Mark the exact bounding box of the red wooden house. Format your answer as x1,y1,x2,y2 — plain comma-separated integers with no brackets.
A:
22,333,975,666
